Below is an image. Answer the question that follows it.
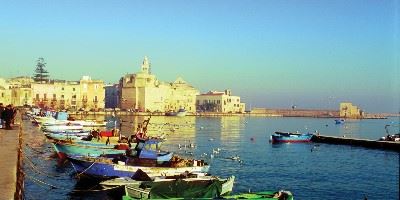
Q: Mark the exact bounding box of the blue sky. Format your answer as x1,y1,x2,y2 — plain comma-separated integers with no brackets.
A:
0,0,398,113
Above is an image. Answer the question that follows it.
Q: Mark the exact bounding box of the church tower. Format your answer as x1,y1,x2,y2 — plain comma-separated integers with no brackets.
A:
141,56,151,74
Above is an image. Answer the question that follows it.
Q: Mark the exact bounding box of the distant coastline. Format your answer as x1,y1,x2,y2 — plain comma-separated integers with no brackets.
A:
68,108,398,118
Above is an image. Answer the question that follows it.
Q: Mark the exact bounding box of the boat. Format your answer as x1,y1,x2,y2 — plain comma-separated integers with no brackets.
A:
334,119,345,124
165,108,186,117
222,190,294,200
67,155,209,178
270,131,313,143
121,175,235,199
41,122,84,132
52,142,128,158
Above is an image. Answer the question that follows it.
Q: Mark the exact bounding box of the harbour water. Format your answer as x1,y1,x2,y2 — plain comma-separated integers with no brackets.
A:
23,116,399,200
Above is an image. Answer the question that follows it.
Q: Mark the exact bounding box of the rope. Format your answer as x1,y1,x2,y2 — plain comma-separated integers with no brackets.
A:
25,174,121,192
23,154,71,179
73,161,96,178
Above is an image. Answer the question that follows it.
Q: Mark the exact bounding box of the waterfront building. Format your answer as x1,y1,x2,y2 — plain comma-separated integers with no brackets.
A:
196,90,245,113
0,76,105,110
119,56,198,113
0,78,12,105
339,102,364,118
105,84,120,109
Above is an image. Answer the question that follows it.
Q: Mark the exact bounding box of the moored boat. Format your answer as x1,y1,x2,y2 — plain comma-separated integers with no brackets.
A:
68,155,209,179
121,175,235,199
270,131,313,143
222,190,294,200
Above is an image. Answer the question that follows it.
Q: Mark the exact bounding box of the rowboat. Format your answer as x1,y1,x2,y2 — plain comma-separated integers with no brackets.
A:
121,175,235,199
68,155,209,178
270,131,313,143
52,142,128,158
223,190,294,200
41,123,84,132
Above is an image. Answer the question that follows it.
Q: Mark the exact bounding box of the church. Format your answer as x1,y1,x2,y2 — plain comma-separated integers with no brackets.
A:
119,57,199,113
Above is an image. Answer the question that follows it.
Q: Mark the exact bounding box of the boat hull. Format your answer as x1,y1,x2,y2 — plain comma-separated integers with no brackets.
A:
53,143,126,158
270,133,313,143
68,156,210,179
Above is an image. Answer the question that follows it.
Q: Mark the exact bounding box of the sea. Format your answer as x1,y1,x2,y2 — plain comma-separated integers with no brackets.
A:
22,115,400,200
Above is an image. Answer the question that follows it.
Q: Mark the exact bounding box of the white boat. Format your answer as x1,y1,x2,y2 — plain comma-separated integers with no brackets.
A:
41,123,84,132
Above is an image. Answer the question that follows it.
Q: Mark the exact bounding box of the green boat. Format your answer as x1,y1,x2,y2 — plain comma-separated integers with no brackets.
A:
122,176,235,199
222,191,294,200
122,187,293,200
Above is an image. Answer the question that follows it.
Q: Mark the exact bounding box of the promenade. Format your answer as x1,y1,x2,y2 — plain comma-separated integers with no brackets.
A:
0,118,22,200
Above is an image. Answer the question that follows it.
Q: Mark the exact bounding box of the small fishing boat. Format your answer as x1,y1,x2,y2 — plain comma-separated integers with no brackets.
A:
41,122,84,132
223,190,294,200
52,142,128,158
68,155,209,178
334,119,345,124
121,175,235,199
270,131,313,143
165,108,187,117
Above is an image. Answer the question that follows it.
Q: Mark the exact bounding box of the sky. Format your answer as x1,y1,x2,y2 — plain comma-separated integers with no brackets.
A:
0,0,398,113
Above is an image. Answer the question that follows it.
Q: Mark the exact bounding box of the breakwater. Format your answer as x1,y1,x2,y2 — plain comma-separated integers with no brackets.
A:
312,135,400,152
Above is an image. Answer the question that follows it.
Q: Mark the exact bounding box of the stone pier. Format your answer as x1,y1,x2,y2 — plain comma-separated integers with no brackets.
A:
0,124,20,200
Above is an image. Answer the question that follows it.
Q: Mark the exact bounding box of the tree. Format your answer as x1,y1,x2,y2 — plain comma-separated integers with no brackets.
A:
33,57,49,83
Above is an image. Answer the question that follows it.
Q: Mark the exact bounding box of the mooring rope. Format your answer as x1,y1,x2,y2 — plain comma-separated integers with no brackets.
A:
23,154,71,180
73,161,96,178
25,174,121,192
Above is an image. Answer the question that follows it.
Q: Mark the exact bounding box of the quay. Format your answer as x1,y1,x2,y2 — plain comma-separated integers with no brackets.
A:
0,117,23,200
312,135,400,152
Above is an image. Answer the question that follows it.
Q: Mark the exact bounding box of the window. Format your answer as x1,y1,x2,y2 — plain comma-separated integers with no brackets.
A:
73,88,76,91
62,87,64,90
53,94,56,99
94,96,98,102
36,94,39,100
1,93,4,97
95,84,98,89
61,95,64,99
44,93,47,99
25,93,28,98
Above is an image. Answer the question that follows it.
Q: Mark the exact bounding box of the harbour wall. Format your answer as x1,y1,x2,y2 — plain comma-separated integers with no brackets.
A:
0,113,23,200
311,135,400,152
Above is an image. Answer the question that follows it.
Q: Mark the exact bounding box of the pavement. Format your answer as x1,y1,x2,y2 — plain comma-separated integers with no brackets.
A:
0,123,20,200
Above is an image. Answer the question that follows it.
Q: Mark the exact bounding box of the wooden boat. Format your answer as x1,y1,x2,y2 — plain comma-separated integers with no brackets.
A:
121,175,235,199
223,190,294,200
270,131,313,143
68,155,209,178
165,108,186,117
334,119,345,124
41,122,84,132
52,142,128,158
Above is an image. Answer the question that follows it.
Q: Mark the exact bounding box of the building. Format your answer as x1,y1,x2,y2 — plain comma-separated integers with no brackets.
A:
339,102,364,118
0,78,12,105
196,89,245,113
0,75,105,110
119,56,199,112
105,84,120,108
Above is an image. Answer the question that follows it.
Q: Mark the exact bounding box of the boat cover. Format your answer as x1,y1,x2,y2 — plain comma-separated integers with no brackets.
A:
147,178,223,198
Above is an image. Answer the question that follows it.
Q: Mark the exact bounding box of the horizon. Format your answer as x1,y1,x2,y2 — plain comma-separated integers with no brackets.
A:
0,0,399,113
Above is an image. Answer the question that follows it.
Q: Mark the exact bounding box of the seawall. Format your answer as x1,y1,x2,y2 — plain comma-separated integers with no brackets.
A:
312,135,400,152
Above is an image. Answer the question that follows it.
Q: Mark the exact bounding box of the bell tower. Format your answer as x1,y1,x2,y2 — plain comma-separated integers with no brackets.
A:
141,56,151,74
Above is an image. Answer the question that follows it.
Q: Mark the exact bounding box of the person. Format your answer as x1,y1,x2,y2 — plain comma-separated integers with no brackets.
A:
11,104,17,125
3,105,14,130
0,103,4,128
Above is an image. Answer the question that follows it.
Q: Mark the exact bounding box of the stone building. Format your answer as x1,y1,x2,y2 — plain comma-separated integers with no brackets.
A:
119,57,198,113
196,89,245,113
339,102,364,118
105,84,120,109
0,76,105,110
0,78,12,105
